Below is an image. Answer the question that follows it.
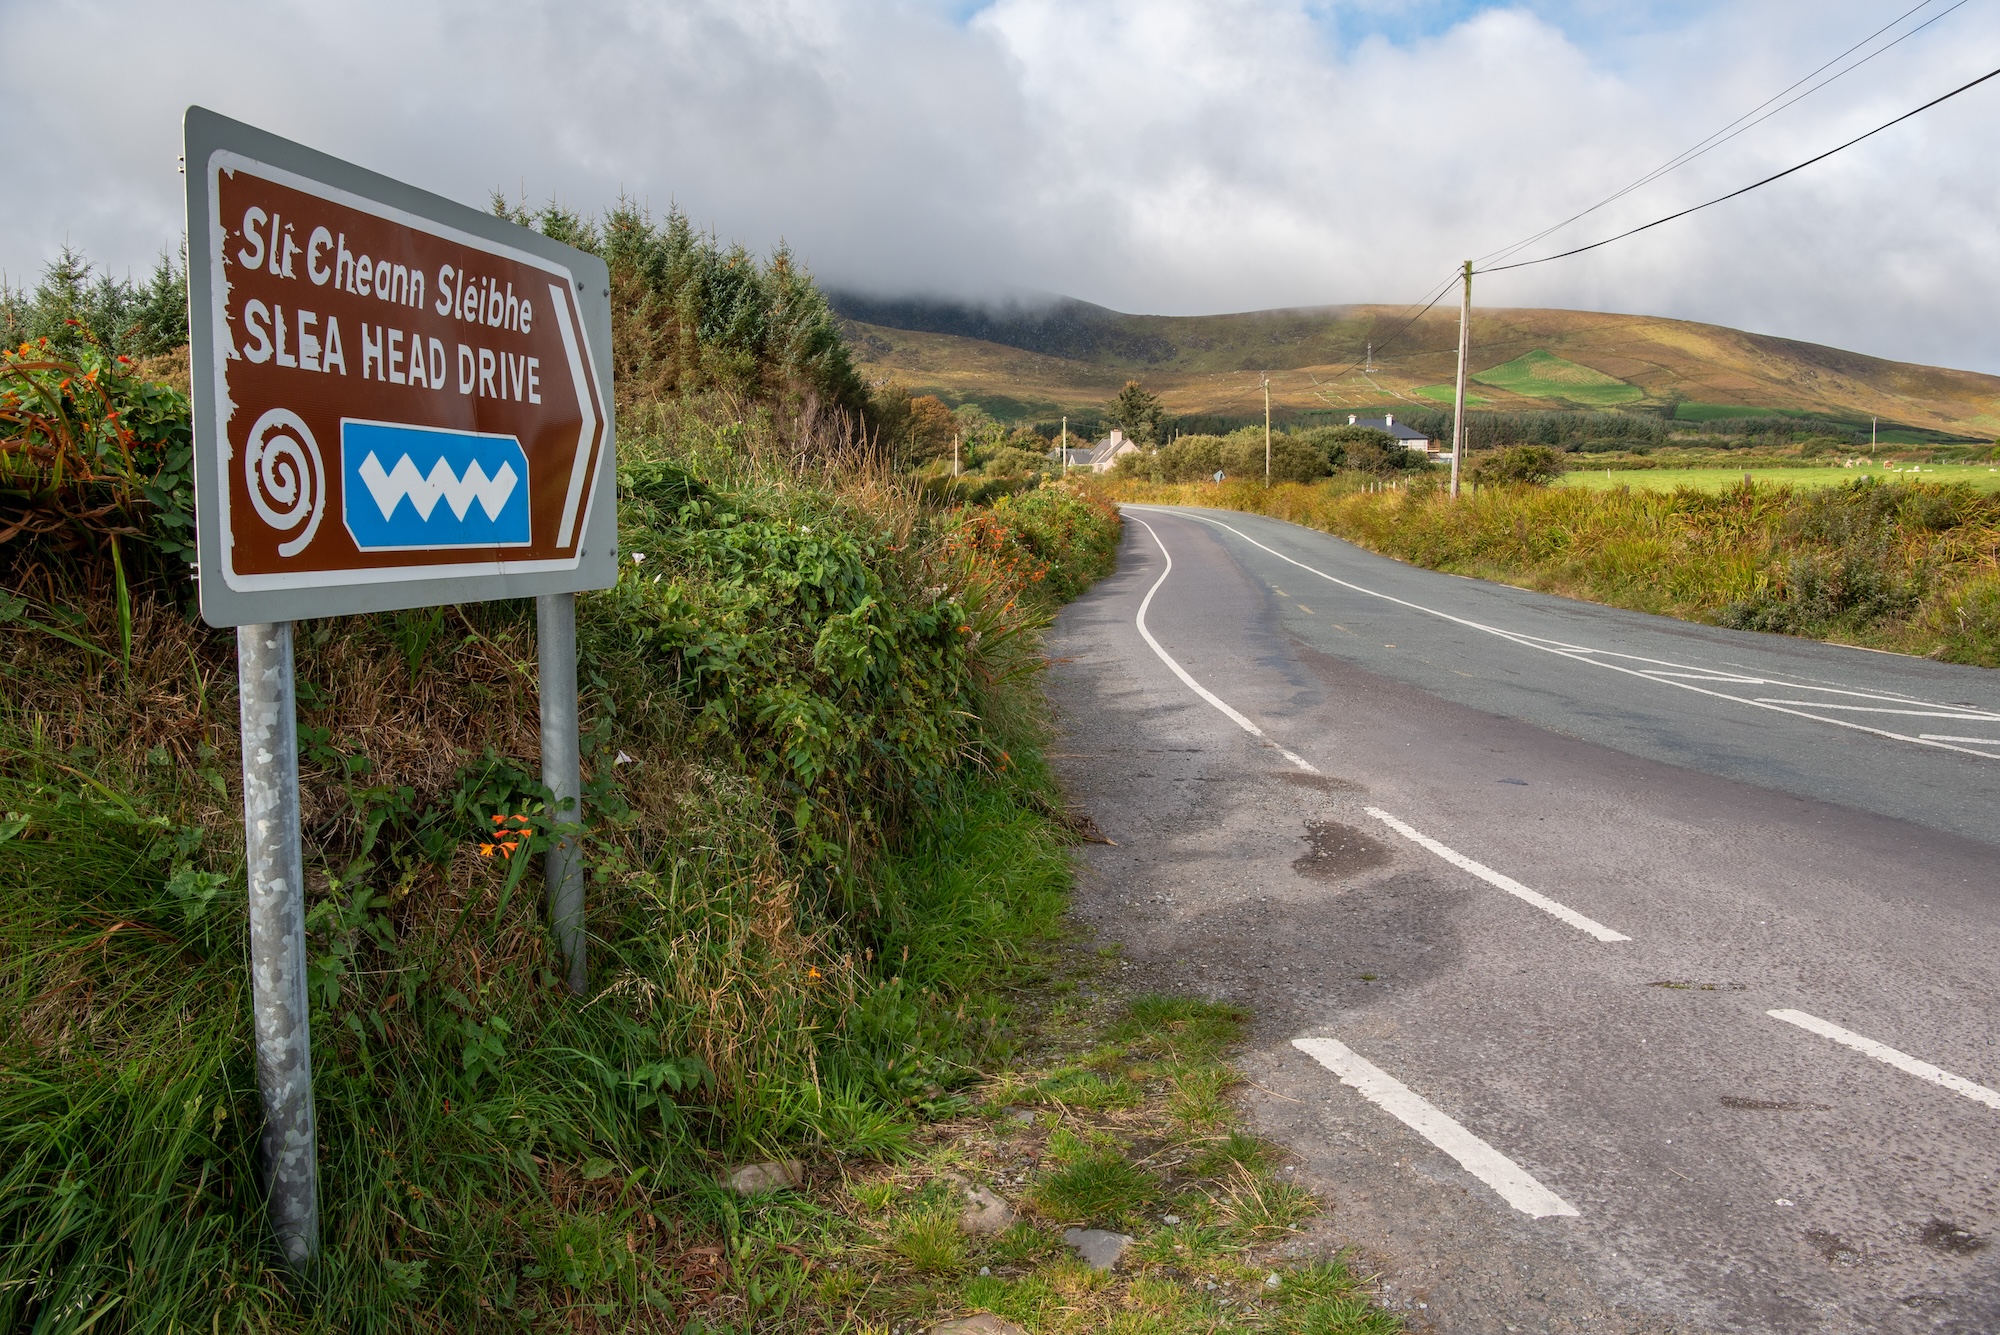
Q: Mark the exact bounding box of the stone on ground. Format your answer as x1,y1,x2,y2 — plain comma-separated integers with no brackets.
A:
929,1316,1028,1335
1062,1226,1134,1271
722,1160,803,1194
959,1185,1015,1235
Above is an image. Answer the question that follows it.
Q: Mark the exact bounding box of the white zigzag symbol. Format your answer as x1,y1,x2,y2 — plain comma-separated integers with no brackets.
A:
357,451,520,523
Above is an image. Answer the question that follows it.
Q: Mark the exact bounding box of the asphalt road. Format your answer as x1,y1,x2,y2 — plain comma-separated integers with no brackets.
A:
1042,504,2000,1335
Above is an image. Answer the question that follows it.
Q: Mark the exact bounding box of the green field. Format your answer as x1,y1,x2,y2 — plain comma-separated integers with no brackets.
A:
1557,462,2000,493
1414,383,1492,404
1472,349,1643,405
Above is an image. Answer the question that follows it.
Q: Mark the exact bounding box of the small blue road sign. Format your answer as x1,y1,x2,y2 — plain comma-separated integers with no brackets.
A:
341,421,531,550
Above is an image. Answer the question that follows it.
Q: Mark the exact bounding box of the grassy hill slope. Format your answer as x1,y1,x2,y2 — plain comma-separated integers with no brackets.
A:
832,294,2000,437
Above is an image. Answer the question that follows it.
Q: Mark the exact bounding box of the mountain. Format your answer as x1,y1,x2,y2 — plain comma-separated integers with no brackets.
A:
829,294,2000,438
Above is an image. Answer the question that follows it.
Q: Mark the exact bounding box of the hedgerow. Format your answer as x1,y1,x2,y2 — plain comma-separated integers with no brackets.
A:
1,257,1120,1329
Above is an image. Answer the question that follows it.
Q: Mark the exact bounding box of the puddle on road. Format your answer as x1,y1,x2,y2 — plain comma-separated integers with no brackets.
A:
1278,772,1366,794
1805,1230,1864,1267
1293,820,1392,880
1720,1096,1832,1112
1920,1220,1987,1256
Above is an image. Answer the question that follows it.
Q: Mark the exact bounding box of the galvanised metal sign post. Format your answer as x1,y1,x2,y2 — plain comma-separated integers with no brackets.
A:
183,106,615,1268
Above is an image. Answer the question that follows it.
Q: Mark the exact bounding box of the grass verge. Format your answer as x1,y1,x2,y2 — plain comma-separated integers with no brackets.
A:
0,379,1130,1330
710,986,1401,1334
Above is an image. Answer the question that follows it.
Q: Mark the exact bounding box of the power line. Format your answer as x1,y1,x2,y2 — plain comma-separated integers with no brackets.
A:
1477,60,2000,276
1307,6,1974,404
1476,0,1970,269
1304,271,1462,403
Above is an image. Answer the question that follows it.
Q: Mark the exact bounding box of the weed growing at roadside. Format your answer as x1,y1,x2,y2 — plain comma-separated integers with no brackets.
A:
728,990,1404,1333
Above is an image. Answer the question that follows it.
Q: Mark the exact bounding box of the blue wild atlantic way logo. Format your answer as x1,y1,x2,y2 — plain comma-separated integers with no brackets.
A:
340,421,531,550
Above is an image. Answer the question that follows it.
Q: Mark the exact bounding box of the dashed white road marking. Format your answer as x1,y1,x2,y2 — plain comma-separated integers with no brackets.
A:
1127,513,1628,946
1129,514,1321,775
1124,506,2000,762
1365,807,1631,942
1767,1010,2000,1111
1292,1036,1580,1219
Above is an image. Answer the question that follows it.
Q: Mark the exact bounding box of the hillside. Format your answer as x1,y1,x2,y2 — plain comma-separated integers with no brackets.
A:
831,294,2000,438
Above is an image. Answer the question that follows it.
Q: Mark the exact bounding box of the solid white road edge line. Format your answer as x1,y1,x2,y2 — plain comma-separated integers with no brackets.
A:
1128,514,1321,775
1365,807,1632,943
1123,506,2000,762
1292,1036,1580,1219
1766,1009,2000,1111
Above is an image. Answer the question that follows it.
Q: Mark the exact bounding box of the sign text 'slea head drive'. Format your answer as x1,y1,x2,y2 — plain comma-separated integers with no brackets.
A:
183,106,615,627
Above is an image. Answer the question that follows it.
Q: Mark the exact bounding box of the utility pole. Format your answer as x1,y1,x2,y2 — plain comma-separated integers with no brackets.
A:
952,433,960,477
1871,416,1877,453
1365,341,1373,373
1451,259,1472,499
1264,374,1272,487
1061,416,1068,477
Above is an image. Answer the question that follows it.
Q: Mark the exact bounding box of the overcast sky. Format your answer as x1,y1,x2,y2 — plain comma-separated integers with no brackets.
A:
6,0,1999,372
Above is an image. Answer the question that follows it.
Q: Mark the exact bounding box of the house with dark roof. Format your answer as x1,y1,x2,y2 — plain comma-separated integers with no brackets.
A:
1049,428,1145,473
1347,414,1439,455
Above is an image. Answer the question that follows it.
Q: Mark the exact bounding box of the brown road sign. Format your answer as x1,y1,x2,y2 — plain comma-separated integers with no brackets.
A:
185,107,615,626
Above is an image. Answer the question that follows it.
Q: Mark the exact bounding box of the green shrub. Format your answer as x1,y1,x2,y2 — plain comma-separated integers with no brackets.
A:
1470,444,1566,487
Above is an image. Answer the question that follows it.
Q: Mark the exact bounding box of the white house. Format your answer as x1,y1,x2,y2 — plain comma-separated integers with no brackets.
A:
1348,413,1439,455
1066,428,1142,473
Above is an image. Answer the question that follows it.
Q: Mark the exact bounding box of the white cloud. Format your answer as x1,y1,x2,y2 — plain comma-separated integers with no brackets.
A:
4,0,1997,372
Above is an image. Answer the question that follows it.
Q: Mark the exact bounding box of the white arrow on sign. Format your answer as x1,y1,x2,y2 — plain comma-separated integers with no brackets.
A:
550,284,601,549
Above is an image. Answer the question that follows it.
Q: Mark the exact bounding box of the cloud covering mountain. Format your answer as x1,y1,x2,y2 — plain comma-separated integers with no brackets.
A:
6,0,1998,372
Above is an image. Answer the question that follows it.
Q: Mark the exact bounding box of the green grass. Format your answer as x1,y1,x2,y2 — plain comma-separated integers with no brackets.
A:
1472,349,1643,406
0,750,1084,1331
1413,384,1491,404
1030,1149,1162,1227
1559,462,2000,493
792,991,1400,1333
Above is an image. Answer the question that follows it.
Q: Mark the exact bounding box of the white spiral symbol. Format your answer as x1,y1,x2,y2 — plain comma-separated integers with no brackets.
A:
244,408,326,558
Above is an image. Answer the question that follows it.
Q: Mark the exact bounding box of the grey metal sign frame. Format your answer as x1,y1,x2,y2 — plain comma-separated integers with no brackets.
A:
184,105,616,626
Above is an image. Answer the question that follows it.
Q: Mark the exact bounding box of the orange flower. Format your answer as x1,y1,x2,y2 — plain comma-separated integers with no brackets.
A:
483,812,531,858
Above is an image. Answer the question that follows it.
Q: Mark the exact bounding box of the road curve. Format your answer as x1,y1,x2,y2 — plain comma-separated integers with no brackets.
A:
1043,504,2000,1335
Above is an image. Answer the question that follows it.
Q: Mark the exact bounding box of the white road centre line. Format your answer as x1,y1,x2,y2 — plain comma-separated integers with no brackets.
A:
1365,807,1631,943
1292,1036,1580,1219
1922,733,2000,745
1124,506,2000,762
1767,1009,2000,1112
1128,514,1321,775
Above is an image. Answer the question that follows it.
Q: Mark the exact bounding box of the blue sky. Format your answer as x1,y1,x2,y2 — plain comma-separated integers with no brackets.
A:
5,0,1999,375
